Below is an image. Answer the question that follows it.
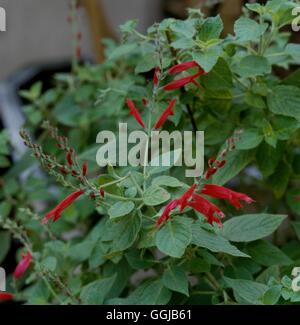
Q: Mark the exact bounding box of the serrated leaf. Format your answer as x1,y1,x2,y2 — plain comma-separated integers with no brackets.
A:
234,17,266,42
193,46,222,72
192,222,249,257
109,279,172,305
102,214,141,252
236,129,263,150
247,240,292,266
156,218,192,258
152,176,182,188
109,43,138,61
198,15,223,42
262,285,282,305
236,55,271,78
108,201,135,219
162,266,189,296
222,214,287,242
143,186,170,206
80,275,116,305
267,86,300,121
224,277,268,305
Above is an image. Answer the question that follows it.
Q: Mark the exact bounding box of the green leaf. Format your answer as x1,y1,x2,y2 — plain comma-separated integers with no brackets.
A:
282,68,300,89
110,279,171,305
80,275,116,305
105,214,142,252
152,176,182,188
41,256,57,272
19,82,42,101
135,52,158,73
170,20,196,38
234,17,266,42
267,86,300,121
236,55,271,78
212,149,254,185
108,201,135,219
267,161,291,198
143,186,170,206
109,43,138,61
223,277,268,305
198,15,223,42
236,129,263,150
120,19,138,34
171,38,194,50
222,214,287,242
247,240,292,266
193,45,222,72
291,221,300,241
67,240,95,263
201,58,232,90
0,231,11,264
256,141,284,177
162,266,189,296
156,218,192,258
262,285,282,305
192,222,249,257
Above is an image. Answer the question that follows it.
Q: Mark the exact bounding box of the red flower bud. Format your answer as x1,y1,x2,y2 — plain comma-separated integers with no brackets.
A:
100,188,105,198
82,161,88,177
13,252,32,280
66,151,73,166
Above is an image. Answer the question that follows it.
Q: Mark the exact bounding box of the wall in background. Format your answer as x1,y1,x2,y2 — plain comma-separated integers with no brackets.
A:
0,0,162,80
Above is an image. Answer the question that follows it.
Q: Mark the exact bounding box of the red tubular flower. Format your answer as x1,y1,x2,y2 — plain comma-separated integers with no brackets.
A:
168,60,204,74
13,252,32,280
163,71,204,91
153,67,160,86
154,99,177,129
126,99,145,128
0,292,14,301
82,161,88,177
42,190,85,224
188,193,225,227
177,184,197,212
201,184,255,209
156,199,179,227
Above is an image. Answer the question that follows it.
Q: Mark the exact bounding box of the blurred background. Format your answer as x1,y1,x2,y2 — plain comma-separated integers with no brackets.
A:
3,0,299,80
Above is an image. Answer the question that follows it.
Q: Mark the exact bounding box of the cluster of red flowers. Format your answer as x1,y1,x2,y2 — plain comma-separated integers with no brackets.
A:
126,60,205,130
157,183,254,228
